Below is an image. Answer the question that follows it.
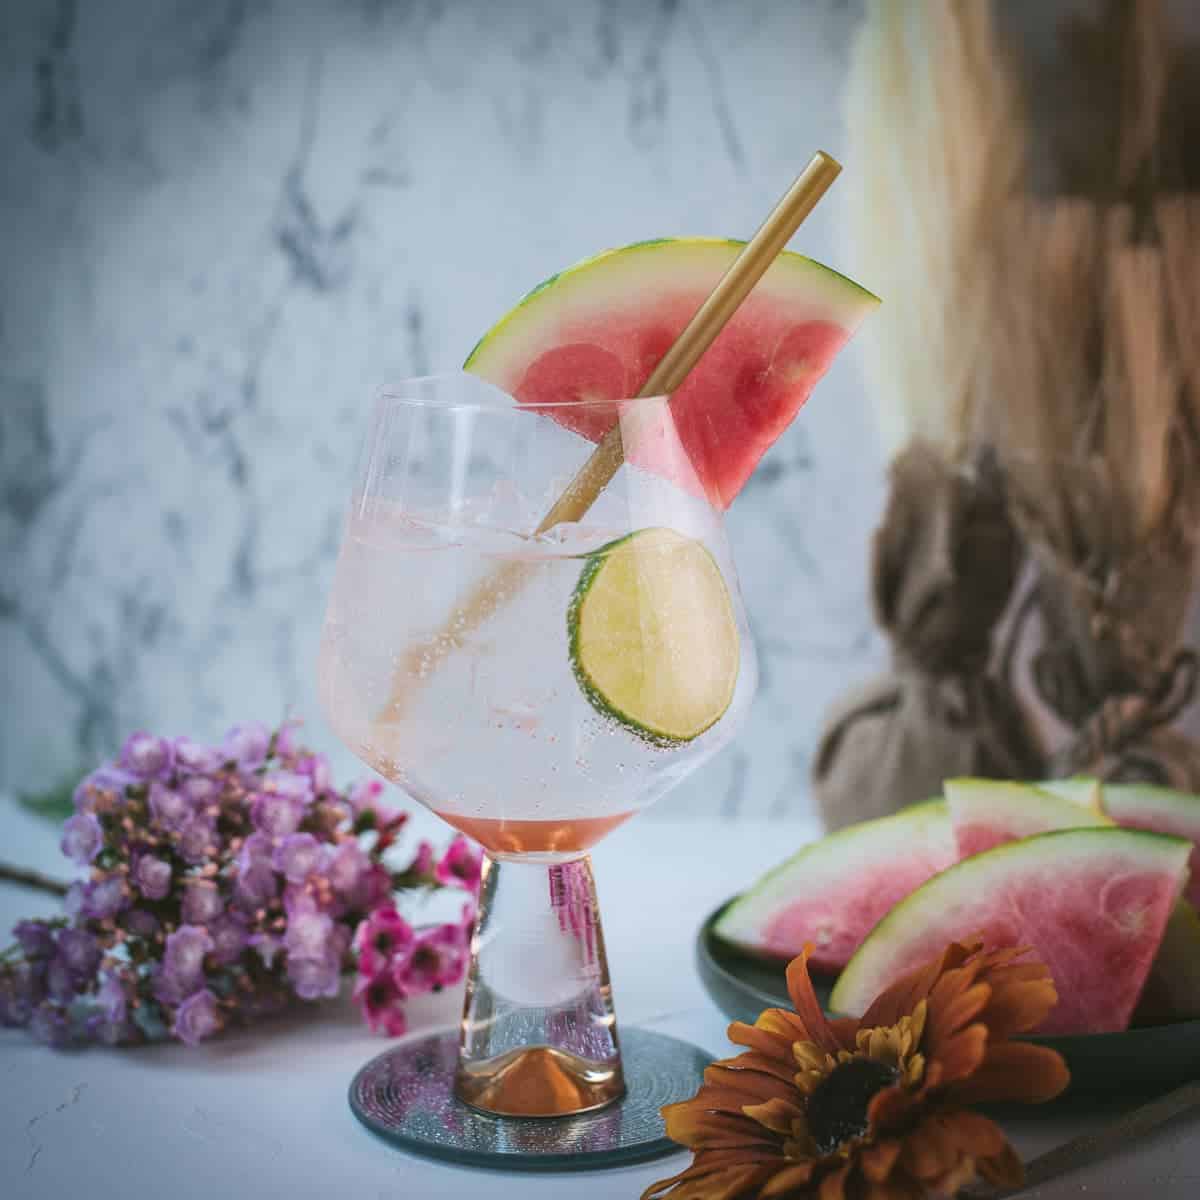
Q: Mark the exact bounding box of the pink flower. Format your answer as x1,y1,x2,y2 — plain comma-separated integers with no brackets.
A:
408,840,434,878
396,923,468,995
353,970,408,1037
434,836,482,894
353,905,415,978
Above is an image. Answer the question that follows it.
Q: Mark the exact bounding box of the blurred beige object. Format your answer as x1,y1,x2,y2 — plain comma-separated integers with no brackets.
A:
814,0,1039,830
981,0,1200,787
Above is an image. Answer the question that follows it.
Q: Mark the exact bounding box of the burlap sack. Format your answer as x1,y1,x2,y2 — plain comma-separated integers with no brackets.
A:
812,441,1041,830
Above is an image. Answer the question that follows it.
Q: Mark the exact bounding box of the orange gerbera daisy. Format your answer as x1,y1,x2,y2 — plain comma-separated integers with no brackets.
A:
643,941,1069,1200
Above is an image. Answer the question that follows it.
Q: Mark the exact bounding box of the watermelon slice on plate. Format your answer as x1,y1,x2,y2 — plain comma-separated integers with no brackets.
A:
1041,779,1200,909
465,238,879,509
830,828,1192,1034
712,800,956,972
946,778,1200,1022
944,777,1111,857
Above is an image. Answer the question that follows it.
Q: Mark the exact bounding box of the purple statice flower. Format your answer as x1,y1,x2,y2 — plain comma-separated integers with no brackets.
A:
397,923,468,995
310,756,332,794
88,876,128,920
233,861,278,912
177,816,215,865
353,905,414,979
180,773,220,807
222,721,271,768
173,988,221,1046
133,854,172,901
57,928,101,978
96,971,129,1024
238,831,274,869
73,765,136,813
434,835,483,894
29,1002,72,1047
123,908,160,938
287,952,341,1000
273,833,322,883
181,880,223,925
328,841,388,910
161,925,213,996
45,956,78,1004
120,731,174,779
208,914,249,965
260,770,314,807
61,812,103,865
282,882,319,919
250,791,303,838
149,782,192,833
353,969,408,1037
13,919,55,960
173,736,224,775
284,910,334,962
0,962,45,1027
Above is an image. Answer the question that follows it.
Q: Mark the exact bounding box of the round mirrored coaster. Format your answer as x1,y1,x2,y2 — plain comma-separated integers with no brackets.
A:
348,1026,709,1171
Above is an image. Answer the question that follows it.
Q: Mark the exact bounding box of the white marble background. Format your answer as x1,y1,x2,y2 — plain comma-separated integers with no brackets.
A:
1,0,898,819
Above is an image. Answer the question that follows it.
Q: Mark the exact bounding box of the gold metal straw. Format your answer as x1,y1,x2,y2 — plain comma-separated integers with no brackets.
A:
534,150,843,531
375,152,842,731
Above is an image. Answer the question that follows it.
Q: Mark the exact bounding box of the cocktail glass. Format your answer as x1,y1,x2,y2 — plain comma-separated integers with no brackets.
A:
319,372,757,1119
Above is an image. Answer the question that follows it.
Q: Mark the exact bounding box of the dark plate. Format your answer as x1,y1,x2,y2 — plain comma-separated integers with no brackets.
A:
697,899,1200,1098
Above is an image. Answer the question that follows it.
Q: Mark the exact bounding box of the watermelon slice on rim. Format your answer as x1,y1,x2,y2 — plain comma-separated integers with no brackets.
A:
465,238,879,509
712,800,956,972
830,828,1192,1035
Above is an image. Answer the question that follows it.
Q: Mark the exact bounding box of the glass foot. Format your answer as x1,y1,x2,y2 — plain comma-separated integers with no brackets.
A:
456,853,623,1117
348,1026,709,1171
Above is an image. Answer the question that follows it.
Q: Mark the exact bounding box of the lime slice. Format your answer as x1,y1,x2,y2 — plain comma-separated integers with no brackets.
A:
567,527,739,744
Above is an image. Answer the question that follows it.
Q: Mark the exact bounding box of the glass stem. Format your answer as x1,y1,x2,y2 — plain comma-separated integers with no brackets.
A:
454,853,625,1117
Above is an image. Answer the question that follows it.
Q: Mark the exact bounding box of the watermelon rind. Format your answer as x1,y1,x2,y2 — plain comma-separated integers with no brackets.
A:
712,799,954,961
464,237,880,376
830,827,1192,1031
945,777,1111,856
1037,777,1104,811
1102,782,1200,826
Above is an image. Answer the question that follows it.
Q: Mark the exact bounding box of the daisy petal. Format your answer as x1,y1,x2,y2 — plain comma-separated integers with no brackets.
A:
950,1041,1070,1105
818,1162,852,1200
786,947,842,1053
760,1161,815,1197
860,1137,902,1182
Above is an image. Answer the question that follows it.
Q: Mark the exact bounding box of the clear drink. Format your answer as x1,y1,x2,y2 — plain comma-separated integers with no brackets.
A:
319,503,752,855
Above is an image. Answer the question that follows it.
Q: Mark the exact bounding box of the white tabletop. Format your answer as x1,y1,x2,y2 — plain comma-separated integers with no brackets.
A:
2,801,1198,1199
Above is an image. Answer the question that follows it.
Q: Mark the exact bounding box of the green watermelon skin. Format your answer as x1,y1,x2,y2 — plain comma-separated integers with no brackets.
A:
830,828,1191,1035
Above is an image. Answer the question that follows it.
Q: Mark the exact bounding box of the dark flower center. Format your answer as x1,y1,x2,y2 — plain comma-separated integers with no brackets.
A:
374,932,392,953
807,1057,899,1154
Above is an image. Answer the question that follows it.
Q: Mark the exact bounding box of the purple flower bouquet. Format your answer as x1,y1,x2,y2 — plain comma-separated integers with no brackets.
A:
0,723,481,1047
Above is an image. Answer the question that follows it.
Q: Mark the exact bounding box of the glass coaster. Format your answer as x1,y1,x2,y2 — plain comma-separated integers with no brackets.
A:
348,1026,709,1171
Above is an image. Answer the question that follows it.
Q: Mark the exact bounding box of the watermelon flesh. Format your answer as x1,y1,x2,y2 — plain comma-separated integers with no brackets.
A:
465,239,879,510
830,828,1192,1035
712,801,956,972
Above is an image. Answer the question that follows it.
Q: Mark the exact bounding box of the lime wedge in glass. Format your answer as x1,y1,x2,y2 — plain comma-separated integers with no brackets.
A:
567,527,739,744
